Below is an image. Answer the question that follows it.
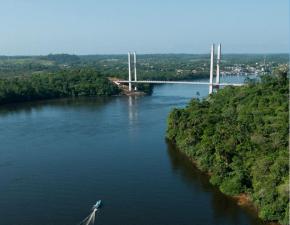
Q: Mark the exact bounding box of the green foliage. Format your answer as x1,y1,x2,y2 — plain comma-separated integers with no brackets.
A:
40,54,80,64
1,54,288,80
136,83,153,95
220,175,243,195
167,75,289,224
0,68,120,105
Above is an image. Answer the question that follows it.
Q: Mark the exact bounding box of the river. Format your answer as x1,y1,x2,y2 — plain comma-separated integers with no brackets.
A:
0,76,265,225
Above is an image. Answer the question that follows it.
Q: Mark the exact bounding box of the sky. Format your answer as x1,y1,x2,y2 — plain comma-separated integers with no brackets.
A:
0,0,289,55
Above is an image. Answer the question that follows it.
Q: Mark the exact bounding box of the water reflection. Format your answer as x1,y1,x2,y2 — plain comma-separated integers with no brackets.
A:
128,96,139,126
0,97,114,118
166,141,265,225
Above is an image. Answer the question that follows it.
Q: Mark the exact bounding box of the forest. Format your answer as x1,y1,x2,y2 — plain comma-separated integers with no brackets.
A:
166,69,289,224
0,68,120,105
0,53,288,79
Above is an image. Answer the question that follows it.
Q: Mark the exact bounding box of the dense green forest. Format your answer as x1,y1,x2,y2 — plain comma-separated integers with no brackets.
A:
0,53,288,79
0,69,120,105
166,70,289,224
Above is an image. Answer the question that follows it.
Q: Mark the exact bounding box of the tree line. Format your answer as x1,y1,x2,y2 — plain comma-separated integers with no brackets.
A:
0,68,121,105
1,53,288,79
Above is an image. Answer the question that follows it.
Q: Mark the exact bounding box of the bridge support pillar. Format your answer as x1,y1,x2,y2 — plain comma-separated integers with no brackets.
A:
215,43,221,90
209,43,222,94
209,44,215,94
133,52,137,91
128,52,132,92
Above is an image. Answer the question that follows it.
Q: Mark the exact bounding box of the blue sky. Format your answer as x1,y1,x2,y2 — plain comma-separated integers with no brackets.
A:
0,0,289,55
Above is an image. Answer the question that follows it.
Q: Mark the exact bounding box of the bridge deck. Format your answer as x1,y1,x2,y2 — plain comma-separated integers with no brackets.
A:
115,80,243,87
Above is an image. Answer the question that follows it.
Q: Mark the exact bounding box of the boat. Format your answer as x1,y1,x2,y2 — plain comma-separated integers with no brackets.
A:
92,200,102,210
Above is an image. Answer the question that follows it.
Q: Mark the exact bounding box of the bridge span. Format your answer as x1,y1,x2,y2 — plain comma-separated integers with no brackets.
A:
121,44,244,94
115,80,243,87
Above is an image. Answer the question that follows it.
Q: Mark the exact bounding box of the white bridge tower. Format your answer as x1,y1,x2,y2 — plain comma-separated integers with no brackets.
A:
124,44,229,94
209,43,222,94
128,52,137,91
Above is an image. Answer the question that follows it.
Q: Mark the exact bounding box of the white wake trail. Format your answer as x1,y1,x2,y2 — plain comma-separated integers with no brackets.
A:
79,208,97,225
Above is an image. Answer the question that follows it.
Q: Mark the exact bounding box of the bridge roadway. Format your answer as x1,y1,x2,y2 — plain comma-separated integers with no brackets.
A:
115,80,244,87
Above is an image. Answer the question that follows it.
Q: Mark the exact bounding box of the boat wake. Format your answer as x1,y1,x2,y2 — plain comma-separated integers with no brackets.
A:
78,200,102,225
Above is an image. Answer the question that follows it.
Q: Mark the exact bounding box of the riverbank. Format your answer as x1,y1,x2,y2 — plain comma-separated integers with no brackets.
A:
108,77,147,96
232,195,280,225
108,77,154,96
166,75,289,225
170,144,281,225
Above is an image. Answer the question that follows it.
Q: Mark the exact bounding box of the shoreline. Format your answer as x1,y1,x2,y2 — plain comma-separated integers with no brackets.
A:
171,142,281,225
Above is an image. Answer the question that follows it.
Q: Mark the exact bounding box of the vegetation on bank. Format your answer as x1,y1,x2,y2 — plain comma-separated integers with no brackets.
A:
135,83,153,95
166,70,289,224
0,69,120,105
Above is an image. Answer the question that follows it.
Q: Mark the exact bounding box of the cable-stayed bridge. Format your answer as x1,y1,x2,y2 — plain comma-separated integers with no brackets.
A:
114,44,244,94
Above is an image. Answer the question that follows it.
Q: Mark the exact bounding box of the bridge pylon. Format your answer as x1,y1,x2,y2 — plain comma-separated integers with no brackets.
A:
209,43,221,94
209,44,215,94
128,52,132,91
128,52,138,92
133,52,137,91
